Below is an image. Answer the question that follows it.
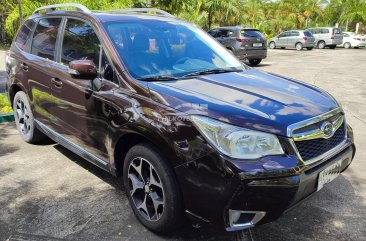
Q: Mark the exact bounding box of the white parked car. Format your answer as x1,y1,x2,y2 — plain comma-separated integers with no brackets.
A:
339,32,366,48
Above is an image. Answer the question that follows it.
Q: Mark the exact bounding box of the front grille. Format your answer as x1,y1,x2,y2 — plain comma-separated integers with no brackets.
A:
295,123,346,161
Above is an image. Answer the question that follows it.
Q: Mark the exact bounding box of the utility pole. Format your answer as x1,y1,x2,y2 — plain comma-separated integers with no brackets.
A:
18,0,23,24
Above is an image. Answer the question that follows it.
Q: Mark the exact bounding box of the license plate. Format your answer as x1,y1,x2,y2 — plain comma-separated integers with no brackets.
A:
317,159,343,191
253,43,262,47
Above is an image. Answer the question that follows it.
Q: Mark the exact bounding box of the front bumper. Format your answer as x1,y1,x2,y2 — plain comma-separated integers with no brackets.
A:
175,136,355,231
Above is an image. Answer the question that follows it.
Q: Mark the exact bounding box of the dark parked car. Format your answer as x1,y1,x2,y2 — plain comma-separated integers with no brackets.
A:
208,26,267,66
7,4,355,233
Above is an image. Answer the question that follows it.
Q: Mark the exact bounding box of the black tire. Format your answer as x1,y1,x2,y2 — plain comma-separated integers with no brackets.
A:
317,41,326,49
269,41,276,49
344,42,351,49
329,45,336,49
123,143,183,233
295,42,303,51
248,59,262,66
306,47,313,50
281,47,286,49
13,91,46,143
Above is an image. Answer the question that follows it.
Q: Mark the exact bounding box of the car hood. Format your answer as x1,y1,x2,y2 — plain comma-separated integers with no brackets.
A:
147,69,339,136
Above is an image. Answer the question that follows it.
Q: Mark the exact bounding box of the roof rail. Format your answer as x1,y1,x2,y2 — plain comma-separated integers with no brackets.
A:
33,3,91,15
106,8,173,17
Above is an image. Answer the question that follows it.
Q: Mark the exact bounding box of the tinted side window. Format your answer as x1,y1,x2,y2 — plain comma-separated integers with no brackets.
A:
61,19,100,65
216,30,229,37
321,28,329,34
62,19,115,83
15,19,36,51
291,31,300,37
333,28,342,34
278,32,286,38
31,18,61,60
208,30,217,37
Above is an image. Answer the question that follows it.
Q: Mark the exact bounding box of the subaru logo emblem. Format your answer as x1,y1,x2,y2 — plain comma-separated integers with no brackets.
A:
321,121,334,138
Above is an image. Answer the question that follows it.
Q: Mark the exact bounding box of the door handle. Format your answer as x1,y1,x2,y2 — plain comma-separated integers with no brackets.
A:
20,63,29,71
51,77,63,88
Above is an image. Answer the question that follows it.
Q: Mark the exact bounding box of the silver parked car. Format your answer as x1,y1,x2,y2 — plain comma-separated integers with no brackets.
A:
269,30,315,50
306,27,343,49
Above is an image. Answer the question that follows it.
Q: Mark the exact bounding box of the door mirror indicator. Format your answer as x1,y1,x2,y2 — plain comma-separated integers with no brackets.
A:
68,60,98,80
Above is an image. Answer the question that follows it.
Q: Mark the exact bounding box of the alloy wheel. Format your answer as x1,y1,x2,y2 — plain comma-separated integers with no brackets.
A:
15,99,31,135
128,157,165,222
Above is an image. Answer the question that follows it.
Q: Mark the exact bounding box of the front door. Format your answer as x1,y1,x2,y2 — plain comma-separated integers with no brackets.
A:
277,32,288,47
48,18,120,166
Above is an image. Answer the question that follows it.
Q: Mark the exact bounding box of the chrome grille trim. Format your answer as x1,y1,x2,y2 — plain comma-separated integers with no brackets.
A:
287,108,343,137
287,107,349,165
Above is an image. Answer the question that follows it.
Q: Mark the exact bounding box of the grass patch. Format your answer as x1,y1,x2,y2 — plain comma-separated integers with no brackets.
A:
0,43,10,51
0,93,13,115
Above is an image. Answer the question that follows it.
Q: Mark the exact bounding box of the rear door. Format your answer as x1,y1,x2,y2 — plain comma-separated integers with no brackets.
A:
26,17,63,127
241,29,266,49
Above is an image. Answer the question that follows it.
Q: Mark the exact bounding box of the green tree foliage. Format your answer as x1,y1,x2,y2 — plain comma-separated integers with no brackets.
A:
3,0,366,41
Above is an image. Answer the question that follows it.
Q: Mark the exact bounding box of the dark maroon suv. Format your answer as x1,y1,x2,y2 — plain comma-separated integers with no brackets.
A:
6,3,355,233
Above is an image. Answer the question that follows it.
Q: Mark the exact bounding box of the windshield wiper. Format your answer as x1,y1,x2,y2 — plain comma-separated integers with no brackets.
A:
137,75,180,81
183,68,242,78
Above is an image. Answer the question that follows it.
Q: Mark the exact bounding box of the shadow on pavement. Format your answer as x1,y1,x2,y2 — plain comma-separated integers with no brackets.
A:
0,122,19,157
52,144,241,241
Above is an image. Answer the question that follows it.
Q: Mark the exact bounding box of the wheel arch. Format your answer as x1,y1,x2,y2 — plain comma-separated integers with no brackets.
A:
9,83,25,107
113,131,177,177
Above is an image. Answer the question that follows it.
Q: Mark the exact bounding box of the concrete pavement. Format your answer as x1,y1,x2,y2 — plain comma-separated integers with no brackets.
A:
1,48,366,241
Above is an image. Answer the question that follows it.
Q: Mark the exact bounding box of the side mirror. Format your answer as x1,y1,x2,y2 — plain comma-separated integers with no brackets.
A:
68,60,98,80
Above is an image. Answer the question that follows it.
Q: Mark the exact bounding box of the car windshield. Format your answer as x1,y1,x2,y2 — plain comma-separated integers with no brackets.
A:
103,20,245,79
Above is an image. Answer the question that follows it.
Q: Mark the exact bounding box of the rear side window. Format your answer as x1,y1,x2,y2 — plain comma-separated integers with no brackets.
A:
15,19,36,51
31,18,62,60
333,28,342,34
278,32,288,38
208,30,217,37
242,30,264,38
320,28,329,34
216,29,230,37
303,31,313,37
61,19,100,65
291,31,300,37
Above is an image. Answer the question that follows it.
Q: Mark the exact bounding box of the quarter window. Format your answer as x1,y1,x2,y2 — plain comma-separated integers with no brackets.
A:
15,19,36,51
31,18,61,60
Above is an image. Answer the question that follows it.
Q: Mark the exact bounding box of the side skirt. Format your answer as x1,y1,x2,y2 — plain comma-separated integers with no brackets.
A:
35,120,110,172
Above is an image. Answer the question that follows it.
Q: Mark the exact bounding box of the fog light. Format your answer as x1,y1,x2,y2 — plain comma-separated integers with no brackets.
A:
227,209,266,231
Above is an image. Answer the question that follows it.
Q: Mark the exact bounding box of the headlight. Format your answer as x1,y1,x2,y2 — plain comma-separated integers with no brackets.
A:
191,116,284,159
